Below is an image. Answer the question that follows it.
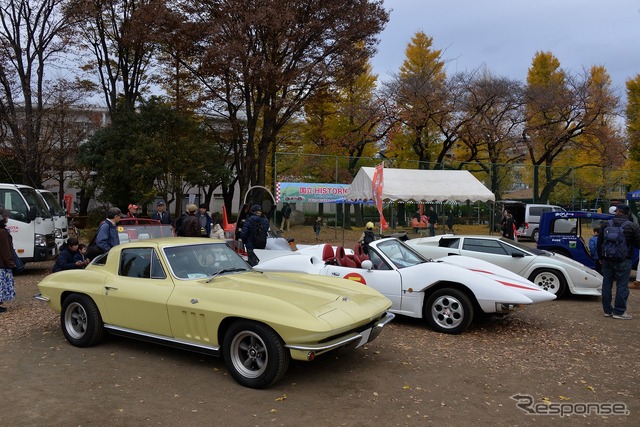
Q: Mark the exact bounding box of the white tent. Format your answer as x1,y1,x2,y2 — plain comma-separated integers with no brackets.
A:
345,167,495,203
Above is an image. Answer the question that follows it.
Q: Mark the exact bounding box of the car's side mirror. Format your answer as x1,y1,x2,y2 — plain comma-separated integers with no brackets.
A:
511,252,525,258
361,260,373,270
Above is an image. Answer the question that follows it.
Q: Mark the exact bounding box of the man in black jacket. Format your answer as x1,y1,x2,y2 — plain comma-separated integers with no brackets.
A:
152,201,172,225
597,204,640,319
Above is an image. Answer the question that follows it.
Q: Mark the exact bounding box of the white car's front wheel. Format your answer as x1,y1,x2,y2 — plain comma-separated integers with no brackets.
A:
424,288,474,334
529,269,567,297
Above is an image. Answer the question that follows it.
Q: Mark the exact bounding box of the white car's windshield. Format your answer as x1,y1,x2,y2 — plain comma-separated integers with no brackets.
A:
376,239,427,269
164,243,250,279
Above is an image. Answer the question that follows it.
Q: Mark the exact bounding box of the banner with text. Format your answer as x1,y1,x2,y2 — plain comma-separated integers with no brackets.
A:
276,182,350,203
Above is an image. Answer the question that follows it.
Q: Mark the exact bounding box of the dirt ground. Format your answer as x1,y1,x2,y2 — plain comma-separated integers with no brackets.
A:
1,226,639,426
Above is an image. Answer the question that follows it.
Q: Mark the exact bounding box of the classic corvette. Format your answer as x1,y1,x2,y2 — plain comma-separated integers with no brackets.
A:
405,234,603,297
254,238,556,334
34,238,394,389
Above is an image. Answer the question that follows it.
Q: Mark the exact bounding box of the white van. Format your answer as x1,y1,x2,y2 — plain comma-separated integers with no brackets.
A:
0,183,57,262
37,189,69,249
519,204,575,241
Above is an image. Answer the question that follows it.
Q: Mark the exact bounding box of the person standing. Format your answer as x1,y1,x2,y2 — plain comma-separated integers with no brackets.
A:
597,204,640,319
93,207,122,256
210,215,225,239
313,216,322,241
126,204,139,218
446,210,454,234
500,209,515,240
588,228,601,273
428,207,438,236
196,203,213,237
152,201,172,225
241,205,269,266
181,204,201,237
0,208,16,313
280,202,292,232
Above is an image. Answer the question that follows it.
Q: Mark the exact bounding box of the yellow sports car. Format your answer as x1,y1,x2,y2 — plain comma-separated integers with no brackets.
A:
35,238,393,389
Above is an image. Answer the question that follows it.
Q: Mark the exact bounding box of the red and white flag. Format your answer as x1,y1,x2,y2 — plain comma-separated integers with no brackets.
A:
372,163,389,230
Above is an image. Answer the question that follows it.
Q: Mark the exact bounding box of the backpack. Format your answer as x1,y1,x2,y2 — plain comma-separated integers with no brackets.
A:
362,230,375,254
250,218,267,249
602,220,632,260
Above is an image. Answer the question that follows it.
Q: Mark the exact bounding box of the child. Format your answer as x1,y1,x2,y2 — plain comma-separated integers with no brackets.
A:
588,228,601,273
313,217,322,241
78,243,90,265
52,238,87,272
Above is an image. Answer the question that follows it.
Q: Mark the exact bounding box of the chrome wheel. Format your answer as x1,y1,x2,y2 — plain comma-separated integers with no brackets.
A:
223,321,289,388
229,330,268,379
425,288,474,334
60,294,104,347
64,301,88,340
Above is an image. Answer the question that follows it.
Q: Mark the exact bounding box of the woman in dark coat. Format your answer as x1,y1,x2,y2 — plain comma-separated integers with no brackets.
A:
0,207,16,313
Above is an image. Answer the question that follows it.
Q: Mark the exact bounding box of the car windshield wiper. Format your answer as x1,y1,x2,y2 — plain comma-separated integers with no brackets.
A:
206,268,247,283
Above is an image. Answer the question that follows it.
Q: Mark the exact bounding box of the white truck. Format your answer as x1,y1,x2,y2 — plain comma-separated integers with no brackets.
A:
37,189,69,249
0,183,57,263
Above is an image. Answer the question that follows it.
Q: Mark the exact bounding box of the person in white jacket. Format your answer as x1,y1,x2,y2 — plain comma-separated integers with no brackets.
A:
210,216,225,240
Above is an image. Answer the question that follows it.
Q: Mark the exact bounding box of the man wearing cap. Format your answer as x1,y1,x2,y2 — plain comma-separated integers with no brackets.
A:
152,201,172,225
127,204,139,218
241,204,270,266
597,204,640,320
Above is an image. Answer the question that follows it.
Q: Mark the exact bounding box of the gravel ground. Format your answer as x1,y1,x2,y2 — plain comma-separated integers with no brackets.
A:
1,226,639,426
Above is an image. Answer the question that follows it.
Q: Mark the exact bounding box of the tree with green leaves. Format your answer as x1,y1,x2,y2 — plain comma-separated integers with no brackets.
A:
77,97,227,217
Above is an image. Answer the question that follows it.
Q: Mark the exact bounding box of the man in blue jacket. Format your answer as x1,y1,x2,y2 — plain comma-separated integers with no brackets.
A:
96,207,122,254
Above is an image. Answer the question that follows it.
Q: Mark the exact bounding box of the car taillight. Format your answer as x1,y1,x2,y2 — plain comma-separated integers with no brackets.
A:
524,222,529,229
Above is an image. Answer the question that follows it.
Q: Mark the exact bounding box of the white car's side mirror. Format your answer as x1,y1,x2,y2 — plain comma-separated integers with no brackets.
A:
361,260,373,270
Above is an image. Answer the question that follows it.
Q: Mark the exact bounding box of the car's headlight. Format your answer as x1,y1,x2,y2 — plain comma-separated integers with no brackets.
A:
35,234,47,247
54,228,63,239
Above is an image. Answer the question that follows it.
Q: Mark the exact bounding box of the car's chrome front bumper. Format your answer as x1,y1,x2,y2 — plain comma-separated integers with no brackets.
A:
286,312,395,361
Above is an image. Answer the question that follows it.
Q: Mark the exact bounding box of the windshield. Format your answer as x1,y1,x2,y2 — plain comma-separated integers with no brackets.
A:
20,188,52,218
117,223,175,243
375,239,428,269
164,242,250,279
497,236,547,255
39,191,66,216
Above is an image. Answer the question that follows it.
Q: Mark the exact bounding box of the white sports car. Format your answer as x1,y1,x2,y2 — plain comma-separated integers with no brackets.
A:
405,235,602,297
254,238,555,334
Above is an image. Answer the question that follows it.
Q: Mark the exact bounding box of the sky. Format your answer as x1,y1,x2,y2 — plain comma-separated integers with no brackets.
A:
371,0,640,97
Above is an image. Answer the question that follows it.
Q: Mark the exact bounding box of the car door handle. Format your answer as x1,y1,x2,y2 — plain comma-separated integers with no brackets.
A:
105,286,118,291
